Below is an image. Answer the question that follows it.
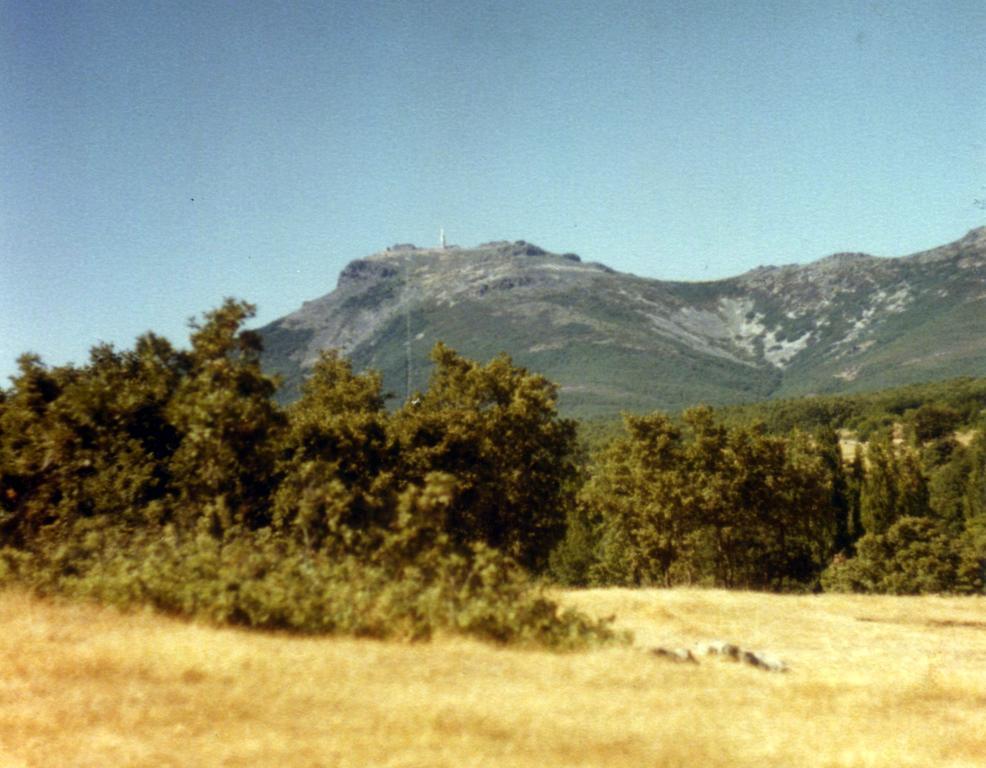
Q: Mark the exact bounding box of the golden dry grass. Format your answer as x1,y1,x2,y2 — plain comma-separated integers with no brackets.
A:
2,587,985,767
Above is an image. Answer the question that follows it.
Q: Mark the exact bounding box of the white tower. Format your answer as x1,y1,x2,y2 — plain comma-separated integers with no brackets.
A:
440,228,447,249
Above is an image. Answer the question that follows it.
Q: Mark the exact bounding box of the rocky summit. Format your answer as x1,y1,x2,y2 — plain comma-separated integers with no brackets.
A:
259,228,986,417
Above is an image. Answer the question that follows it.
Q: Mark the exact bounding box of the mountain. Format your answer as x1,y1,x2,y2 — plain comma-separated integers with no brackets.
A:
259,228,986,417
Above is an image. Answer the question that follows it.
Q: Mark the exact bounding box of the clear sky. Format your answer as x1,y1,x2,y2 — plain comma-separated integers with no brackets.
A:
2,0,984,383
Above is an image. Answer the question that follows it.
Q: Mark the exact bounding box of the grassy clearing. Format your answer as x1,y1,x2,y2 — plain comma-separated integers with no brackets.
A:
2,587,985,767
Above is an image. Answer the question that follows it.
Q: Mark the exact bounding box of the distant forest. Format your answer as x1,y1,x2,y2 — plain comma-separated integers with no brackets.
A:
2,301,984,646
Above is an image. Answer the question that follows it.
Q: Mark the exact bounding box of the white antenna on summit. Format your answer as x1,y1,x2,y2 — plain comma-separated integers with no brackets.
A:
440,227,447,250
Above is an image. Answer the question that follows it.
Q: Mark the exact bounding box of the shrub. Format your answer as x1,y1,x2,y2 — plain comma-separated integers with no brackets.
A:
391,344,578,573
1,523,617,649
0,477,618,649
548,502,600,587
821,516,962,594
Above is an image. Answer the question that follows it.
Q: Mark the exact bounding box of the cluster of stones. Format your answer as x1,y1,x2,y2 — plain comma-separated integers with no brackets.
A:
649,640,788,673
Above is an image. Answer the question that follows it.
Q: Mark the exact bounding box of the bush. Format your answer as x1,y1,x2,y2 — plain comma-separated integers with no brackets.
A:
0,475,618,649
0,522,617,649
821,516,962,594
391,344,577,573
548,502,600,587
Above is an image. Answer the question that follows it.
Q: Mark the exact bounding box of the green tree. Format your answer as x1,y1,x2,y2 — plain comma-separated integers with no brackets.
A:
694,420,832,589
964,428,986,521
861,437,932,538
822,516,961,594
0,335,188,559
928,445,972,534
0,354,72,547
860,437,899,535
759,429,835,588
0,308,618,647
391,343,577,572
272,350,393,552
548,500,599,586
846,444,865,543
909,403,962,443
896,445,931,520
166,299,283,532
584,412,686,586
679,406,732,584
816,426,853,554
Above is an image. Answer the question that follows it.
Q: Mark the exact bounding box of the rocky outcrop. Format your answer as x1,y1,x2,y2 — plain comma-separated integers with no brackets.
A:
337,259,398,288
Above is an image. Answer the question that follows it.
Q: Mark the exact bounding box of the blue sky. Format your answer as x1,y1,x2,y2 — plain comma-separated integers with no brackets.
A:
2,0,984,382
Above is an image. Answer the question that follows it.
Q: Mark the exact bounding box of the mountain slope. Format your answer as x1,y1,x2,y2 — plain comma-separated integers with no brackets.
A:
260,229,986,417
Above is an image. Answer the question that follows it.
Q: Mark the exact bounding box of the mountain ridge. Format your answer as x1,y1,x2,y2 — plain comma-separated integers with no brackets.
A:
260,227,986,417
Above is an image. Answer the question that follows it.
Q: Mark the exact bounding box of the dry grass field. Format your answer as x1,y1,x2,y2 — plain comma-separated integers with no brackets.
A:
2,586,985,768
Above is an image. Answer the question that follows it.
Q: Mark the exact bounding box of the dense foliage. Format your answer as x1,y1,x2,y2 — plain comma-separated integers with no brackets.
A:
820,426,986,594
555,409,838,590
577,376,986,457
563,376,986,596
391,343,577,572
2,299,984,617
0,300,614,648
716,376,986,439
558,406,986,594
